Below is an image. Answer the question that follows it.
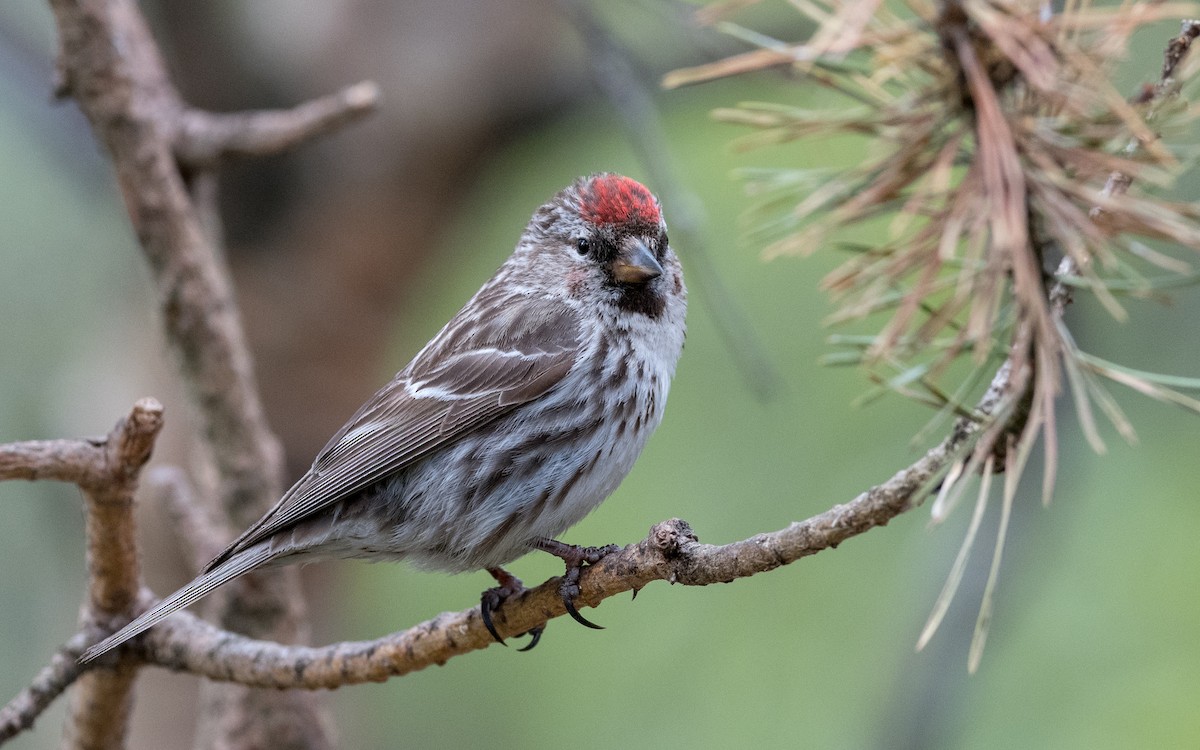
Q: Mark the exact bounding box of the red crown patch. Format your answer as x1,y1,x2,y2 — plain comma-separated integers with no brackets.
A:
580,174,660,226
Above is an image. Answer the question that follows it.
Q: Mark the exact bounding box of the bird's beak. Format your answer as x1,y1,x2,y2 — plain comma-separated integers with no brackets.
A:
611,238,663,284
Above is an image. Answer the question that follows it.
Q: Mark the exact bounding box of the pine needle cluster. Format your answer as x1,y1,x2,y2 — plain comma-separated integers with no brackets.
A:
667,0,1200,669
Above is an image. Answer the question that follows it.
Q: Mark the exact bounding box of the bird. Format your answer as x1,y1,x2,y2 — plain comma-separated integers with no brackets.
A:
82,173,687,661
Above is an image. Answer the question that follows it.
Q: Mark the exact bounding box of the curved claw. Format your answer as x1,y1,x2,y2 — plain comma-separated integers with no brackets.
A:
563,596,604,630
481,567,534,646
516,627,544,652
533,538,620,633
480,595,507,646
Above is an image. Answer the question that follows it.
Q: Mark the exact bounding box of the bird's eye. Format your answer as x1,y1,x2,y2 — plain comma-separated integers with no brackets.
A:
576,238,591,256
660,233,669,253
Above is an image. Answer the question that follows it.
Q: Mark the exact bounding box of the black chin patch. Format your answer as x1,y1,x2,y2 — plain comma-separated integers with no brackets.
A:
617,281,666,319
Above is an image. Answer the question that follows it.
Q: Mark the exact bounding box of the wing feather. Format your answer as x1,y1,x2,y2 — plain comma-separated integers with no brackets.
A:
204,302,581,572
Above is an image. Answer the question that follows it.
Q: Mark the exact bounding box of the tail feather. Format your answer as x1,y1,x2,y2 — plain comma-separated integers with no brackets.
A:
80,544,275,663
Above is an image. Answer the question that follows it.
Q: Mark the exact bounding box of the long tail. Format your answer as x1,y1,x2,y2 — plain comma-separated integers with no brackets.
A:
80,544,276,663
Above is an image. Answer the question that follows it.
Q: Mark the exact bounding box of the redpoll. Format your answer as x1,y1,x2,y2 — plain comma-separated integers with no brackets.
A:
83,173,687,660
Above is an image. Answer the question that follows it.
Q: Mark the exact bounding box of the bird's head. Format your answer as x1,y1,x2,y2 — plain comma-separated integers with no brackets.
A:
520,173,681,319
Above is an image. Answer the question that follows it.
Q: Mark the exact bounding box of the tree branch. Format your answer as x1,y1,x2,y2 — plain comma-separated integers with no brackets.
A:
0,632,90,742
0,399,163,614
148,465,231,573
0,439,103,485
85,399,162,612
44,0,376,746
5,2,1191,747
114,403,979,689
0,400,161,747
177,81,381,169
50,0,285,530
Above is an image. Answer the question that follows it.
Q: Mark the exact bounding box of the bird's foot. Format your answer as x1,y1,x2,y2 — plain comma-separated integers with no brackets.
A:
480,567,543,651
534,538,620,630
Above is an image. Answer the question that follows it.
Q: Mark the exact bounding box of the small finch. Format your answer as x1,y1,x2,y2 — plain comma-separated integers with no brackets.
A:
83,173,687,660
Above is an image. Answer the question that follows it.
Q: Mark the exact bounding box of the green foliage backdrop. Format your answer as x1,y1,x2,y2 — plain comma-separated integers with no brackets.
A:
0,5,1197,749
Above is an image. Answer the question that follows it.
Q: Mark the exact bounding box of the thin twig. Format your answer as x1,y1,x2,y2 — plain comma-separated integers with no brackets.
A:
177,81,380,169
147,465,231,572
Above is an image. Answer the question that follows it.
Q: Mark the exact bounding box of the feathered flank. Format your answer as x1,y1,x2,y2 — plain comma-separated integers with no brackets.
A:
669,2,1200,669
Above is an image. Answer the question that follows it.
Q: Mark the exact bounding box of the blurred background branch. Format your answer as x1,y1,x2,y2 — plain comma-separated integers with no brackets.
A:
0,1,1198,748
562,0,785,400
37,0,387,745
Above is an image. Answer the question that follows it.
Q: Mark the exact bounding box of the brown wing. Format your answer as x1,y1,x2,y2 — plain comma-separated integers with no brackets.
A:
204,300,581,572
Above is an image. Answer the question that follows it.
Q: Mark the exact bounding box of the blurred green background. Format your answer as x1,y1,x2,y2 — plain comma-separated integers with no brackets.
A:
1,3,1198,749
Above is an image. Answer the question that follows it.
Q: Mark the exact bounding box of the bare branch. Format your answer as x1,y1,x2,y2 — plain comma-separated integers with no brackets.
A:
81,398,163,616
0,399,162,747
45,0,373,745
1161,19,1200,84
113,407,976,689
0,632,91,742
177,81,381,169
61,659,138,750
49,0,286,530
0,439,104,485
0,399,164,612
147,465,231,572
0,398,162,500
1094,19,1200,217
